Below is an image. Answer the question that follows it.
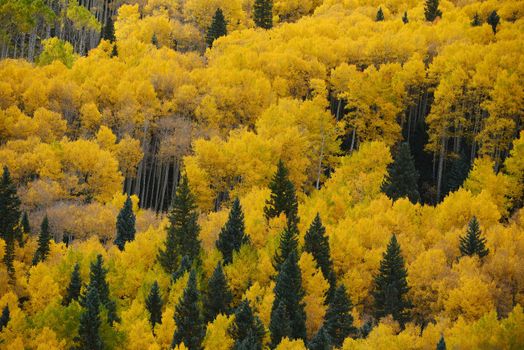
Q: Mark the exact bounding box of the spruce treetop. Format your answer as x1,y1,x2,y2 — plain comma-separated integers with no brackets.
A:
459,216,489,259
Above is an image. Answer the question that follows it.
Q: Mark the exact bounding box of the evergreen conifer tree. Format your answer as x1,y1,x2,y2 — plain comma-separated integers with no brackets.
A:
487,10,500,34
0,306,9,331
273,223,299,272
471,13,482,26
437,335,446,350
253,0,273,29
0,166,20,275
21,211,30,234
77,283,103,350
376,7,385,21
114,196,136,251
402,11,409,24
264,160,299,228
172,270,204,350
64,263,82,305
308,327,331,350
87,254,119,324
372,235,411,326
269,301,292,348
303,214,336,298
229,299,265,350
424,0,442,21
444,152,470,195
151,33,159,48
322,284,355,347
206,8,227,48
145,281,163,332
32,215,52,265
158,175,201,274
216,198,249,264
111,43,118,57
270,251,306,342
102,16,115,42
203,263,233,322
3,237,14,278
459,216,489,259
173,255,192,282
382,143,420,203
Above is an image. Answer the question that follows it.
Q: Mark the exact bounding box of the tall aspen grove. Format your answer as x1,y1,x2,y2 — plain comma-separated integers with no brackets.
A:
1,0,524,348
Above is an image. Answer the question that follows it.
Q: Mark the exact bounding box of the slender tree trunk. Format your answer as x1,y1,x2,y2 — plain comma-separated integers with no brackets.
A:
436,137,447,202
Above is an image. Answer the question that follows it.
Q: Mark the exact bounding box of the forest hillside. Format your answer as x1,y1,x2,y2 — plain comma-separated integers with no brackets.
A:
0,0,524,348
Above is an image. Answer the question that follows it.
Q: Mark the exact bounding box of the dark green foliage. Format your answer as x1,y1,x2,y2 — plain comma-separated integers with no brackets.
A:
230,299,265,350
425,0,442,21
303,214,336,297
173,255,192,282
444,152,470,195
264,160,299,228
382,143,420,203
253,0,273,29
64,263,82,306
111,43,118,57
372,235,411,326
270,251,306,343
145,281,163,332
376,7,385,21
273,223,299,272
206,8,227,48
269,301,291,348
0,166,21,275
172,270,204,350
21,211,30,234
158,175,201,274
87,254,119,324
102,16,115,42
77,283,103,350
152,33,159,48
32,215,52,265
0,306,9,331
487,10,500,34
459,216,489,259
308,327,331,350
358,321,373,338
471,12,482,26
114,196,136,251
203,263,233,322
323,284,355,347
3,237,15,278
437,335,446,350
216,198,250,264
402,11,409,24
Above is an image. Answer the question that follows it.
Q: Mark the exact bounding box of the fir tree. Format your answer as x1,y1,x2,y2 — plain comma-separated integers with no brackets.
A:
459,216,489,259
3,237,14,278
376,7,385,21
402,11,409,24
229,299,265,350
21,211,30,234
471,12,482,26
308,327,331,350
102,15,115,42
264,160,299,228
158,175,201,274
206,8,227,48
323,284,355,347
0,166,21,275
216,198,250,264
253,0,273,29
273,223,299,272
114,196,136,251
203,263,233,322
424,0,442,21
303,214,336,298
487,10,500,34
77,283,103,350
173,255,192,282
437,335,446,350
382,142,420,203
269,301,292,348
172,270,204,350
87,254,119,324
444,151,470,195
145,281,163,332
372,234,411,326
32,215,52,265
64,263,82,305
0,306,9,331
270,251,307,343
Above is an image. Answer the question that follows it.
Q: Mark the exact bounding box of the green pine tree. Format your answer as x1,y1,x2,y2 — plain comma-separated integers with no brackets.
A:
372,234,411,326
114,196,136,251
0,166,21,275
308,327,331,350
487,10,500,34
269,301,292,348
424,0,442,21
303,214,336,298
402,11,409,24
444,151,470,195
102,15,115,42
216,198,250,264
206,8,228,48
86,254,119,324
173,255,192,282
382,143,420,203
32,215,52,265
203,263,233,322
264,160,299,228
270,251,306,343
3,236,14,278
21,211,30,234
471,12,482,26
437,335,446,350
229,299,265,350
459,216,489,259
0,305,9,331
63,263,82,306
376,7,385,21
77,282,103,350
273,223,299,272
158,175,201,274
145,281,163,332
172,269,204,350
253,0,273,29
323,284,355,347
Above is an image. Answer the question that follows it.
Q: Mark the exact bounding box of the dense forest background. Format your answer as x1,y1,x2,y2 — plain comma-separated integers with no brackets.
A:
0,0,523,348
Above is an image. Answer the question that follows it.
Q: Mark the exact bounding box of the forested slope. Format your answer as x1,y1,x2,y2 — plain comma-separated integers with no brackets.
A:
0,0,524,348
